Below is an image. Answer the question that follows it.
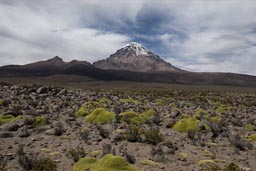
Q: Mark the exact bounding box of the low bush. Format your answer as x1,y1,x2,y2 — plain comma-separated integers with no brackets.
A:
76,106,89,117
172,117,200,132
144,128,164,145
66,146,86,162
85,108,115,124
73,154,141,171
18,154,57,171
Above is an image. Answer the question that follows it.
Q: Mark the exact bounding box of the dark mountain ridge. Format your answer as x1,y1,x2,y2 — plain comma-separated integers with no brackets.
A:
1,42,256,86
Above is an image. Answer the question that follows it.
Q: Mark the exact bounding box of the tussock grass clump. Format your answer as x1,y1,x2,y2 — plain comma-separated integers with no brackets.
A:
223,162,247,171
0,99,3,106
172,117,200,132
244,124,254,131
73,154,141,171
120,110,156,124
33,116,47,126
85,108,115,124
248,134,256,142
0,114,23,124
209,116,222,124
76,105,89,117
120,99,141,105
18,154,57,171
66,146,86,162
99,98,113,104
144,128,164,145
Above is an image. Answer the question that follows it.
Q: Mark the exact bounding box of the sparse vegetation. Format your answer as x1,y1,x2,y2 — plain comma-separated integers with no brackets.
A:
76,105,89,117
73,154,141,171
172,117,200,132
0,84,256,170
18,154,57,171
85,108,115,124
66,146,86,162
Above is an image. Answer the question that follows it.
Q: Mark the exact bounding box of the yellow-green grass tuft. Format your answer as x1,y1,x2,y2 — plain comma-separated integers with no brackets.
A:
120,99,141,105
120,110,156,124
172,117,200,132
0,114,23,124
76,106,89,117
248,134,256,142
244,124,254,131
209,116,222,124
85,108,115,124
73,154,141,171
99,98,113,104
34,116,47,126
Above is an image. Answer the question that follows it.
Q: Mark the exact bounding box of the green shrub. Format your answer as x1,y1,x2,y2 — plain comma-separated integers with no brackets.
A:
223,162,246,171
153,99,164,106
120,112,144,124
172,117,200,132
209,116,222,124
76,106,89,117
120,99,140,105
66,146,86,162
18,154,57,171
33,116,47,126
120,110,156,124
248,134,256,142
0,99,3,106
244,124,254,131
141,110,156,121
125,125,143,143
85,108,115,124
73,154,141,171
32,157,57,171
195,108,209,119
144,128,164,145
99,98,112,104
0,114,23,124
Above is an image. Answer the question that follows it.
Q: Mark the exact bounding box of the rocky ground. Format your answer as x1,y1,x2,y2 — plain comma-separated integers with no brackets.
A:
0,83,255,171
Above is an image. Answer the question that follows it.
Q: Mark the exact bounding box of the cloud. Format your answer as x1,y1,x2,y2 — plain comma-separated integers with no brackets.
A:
0,0,256,75
0,0,132,65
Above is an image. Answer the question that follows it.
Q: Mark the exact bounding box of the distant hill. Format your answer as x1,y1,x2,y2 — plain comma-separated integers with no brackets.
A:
1,42,256,86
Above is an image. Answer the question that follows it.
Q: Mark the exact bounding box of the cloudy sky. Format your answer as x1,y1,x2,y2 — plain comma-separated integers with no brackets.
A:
1,0,256,75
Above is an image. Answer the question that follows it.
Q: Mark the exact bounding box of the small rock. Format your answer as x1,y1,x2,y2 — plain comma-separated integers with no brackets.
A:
45,128,55,135
0,132,14,138
36,86,48,94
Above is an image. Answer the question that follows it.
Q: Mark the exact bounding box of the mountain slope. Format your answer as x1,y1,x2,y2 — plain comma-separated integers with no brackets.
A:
1,56,256,86
93,42,182,72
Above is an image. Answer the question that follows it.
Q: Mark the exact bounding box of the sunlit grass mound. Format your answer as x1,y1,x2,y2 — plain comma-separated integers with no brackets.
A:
34,116,47,126
172,117,200,132
76,105,89,117
99,98,113,104
85,108,115,124
73,154,141,171
0,114,23,124
120,110,156,124
195,108,209,119
248,134,256,142
0,99,3,106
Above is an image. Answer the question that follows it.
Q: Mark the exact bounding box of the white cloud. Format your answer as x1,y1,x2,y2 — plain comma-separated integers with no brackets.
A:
0,0,256,75
0,0,134,65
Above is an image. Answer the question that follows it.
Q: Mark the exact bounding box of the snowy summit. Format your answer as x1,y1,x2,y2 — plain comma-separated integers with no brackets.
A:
121,42,149,56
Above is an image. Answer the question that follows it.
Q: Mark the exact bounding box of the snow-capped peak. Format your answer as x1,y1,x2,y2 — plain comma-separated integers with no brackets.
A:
122,42,149,55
